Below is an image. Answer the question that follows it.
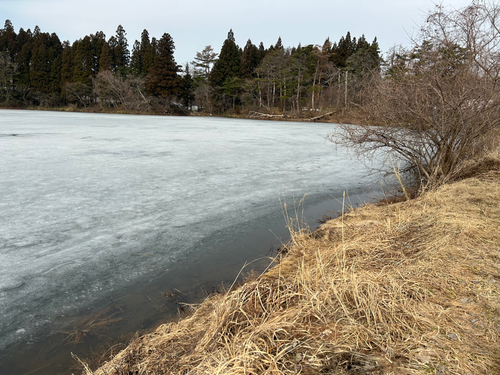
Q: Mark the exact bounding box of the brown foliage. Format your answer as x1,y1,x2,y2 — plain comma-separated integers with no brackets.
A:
93,70,149,110
330,2,500,193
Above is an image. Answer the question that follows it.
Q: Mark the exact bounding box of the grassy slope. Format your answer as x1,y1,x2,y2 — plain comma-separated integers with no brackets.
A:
87,158,500,375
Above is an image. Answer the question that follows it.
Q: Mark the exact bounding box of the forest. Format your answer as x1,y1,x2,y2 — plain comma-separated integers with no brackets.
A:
0,21,381,116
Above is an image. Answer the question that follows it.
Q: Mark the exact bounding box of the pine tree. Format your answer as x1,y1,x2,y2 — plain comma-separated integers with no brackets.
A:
192,45,218,79
331,31,355,68
346,36,382,77
145,33,181,98
322,38,332,56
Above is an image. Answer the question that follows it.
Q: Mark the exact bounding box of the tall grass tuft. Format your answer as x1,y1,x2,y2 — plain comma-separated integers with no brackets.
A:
87,157,500,374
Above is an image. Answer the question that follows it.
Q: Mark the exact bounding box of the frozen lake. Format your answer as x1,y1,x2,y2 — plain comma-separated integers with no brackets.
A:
0,110,382,372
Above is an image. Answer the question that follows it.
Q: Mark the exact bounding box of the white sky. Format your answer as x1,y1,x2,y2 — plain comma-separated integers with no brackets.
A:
0,0,473,65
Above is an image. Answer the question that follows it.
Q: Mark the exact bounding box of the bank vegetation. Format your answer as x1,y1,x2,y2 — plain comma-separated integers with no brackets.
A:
81,155,500,375
67,1,500,373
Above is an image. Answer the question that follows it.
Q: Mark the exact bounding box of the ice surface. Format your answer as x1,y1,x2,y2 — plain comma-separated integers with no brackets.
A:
0,110,379,351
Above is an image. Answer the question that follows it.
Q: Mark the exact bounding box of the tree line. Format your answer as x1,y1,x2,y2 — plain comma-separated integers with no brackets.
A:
1,0,498,196
0,21,381,114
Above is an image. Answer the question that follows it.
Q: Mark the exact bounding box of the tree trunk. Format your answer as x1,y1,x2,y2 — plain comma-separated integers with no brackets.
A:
345,71,348,108
296,67,301,112
312,61,319,110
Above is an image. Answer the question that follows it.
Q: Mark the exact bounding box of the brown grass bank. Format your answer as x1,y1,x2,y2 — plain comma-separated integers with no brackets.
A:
84,158,500,375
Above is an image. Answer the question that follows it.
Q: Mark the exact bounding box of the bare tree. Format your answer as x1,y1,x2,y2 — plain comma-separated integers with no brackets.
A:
93,70,149,110
194,82,215,113
65,82,92,108
330,1,500,193
0,51,16,104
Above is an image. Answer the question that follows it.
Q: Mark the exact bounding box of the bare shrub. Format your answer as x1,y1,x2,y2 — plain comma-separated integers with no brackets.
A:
93,70,149,111
330,1,500,193
194,82,215,113
65,82,93,108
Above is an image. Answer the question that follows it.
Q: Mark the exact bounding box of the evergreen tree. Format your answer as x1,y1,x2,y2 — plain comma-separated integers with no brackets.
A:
114,25,130,76
72,36,93,85
240,39,262,78
90,31,106,75
192,45,218,79
99,41,112,71
179,63,195,108
145,32,181,98
49,53,62,96
130,29,154,77
15,28,33,87
15,27,29,53
258,42,266,60
151,37,158,53
60,41,73,93
130,40,142,75
29,29,62,96
140,29,155,75
107,35,118,72
346,36,381,77
275,37,283,50
223,76,242,112
209,29,241,88
322,38,332,56
331,31,355,68
33,25,41,38
0,20,17,57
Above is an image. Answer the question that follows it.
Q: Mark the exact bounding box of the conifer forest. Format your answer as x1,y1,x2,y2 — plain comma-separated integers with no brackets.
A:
0,21,381,115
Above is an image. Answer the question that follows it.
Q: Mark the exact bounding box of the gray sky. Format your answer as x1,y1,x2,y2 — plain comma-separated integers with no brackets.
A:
0,0,472,65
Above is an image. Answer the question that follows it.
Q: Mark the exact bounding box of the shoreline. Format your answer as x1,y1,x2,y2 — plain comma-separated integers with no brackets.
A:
87,157,500,374
0,106,364,125
0,189,384,375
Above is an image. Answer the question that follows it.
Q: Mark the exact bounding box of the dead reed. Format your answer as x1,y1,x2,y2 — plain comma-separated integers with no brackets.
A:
62,305,124,344
86,158,500,374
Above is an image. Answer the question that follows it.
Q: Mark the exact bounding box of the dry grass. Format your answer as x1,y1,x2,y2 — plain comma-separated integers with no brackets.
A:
87,157,500,375
62,305,124,344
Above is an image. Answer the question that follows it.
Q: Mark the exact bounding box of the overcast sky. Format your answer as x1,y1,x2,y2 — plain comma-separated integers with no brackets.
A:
0,0,472,65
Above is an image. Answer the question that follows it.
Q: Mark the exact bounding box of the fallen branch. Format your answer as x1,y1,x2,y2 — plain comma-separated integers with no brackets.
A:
248,111,285,119
307,111,336,122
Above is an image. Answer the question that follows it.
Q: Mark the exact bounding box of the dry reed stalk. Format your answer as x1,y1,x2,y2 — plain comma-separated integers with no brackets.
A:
87,158,500,375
